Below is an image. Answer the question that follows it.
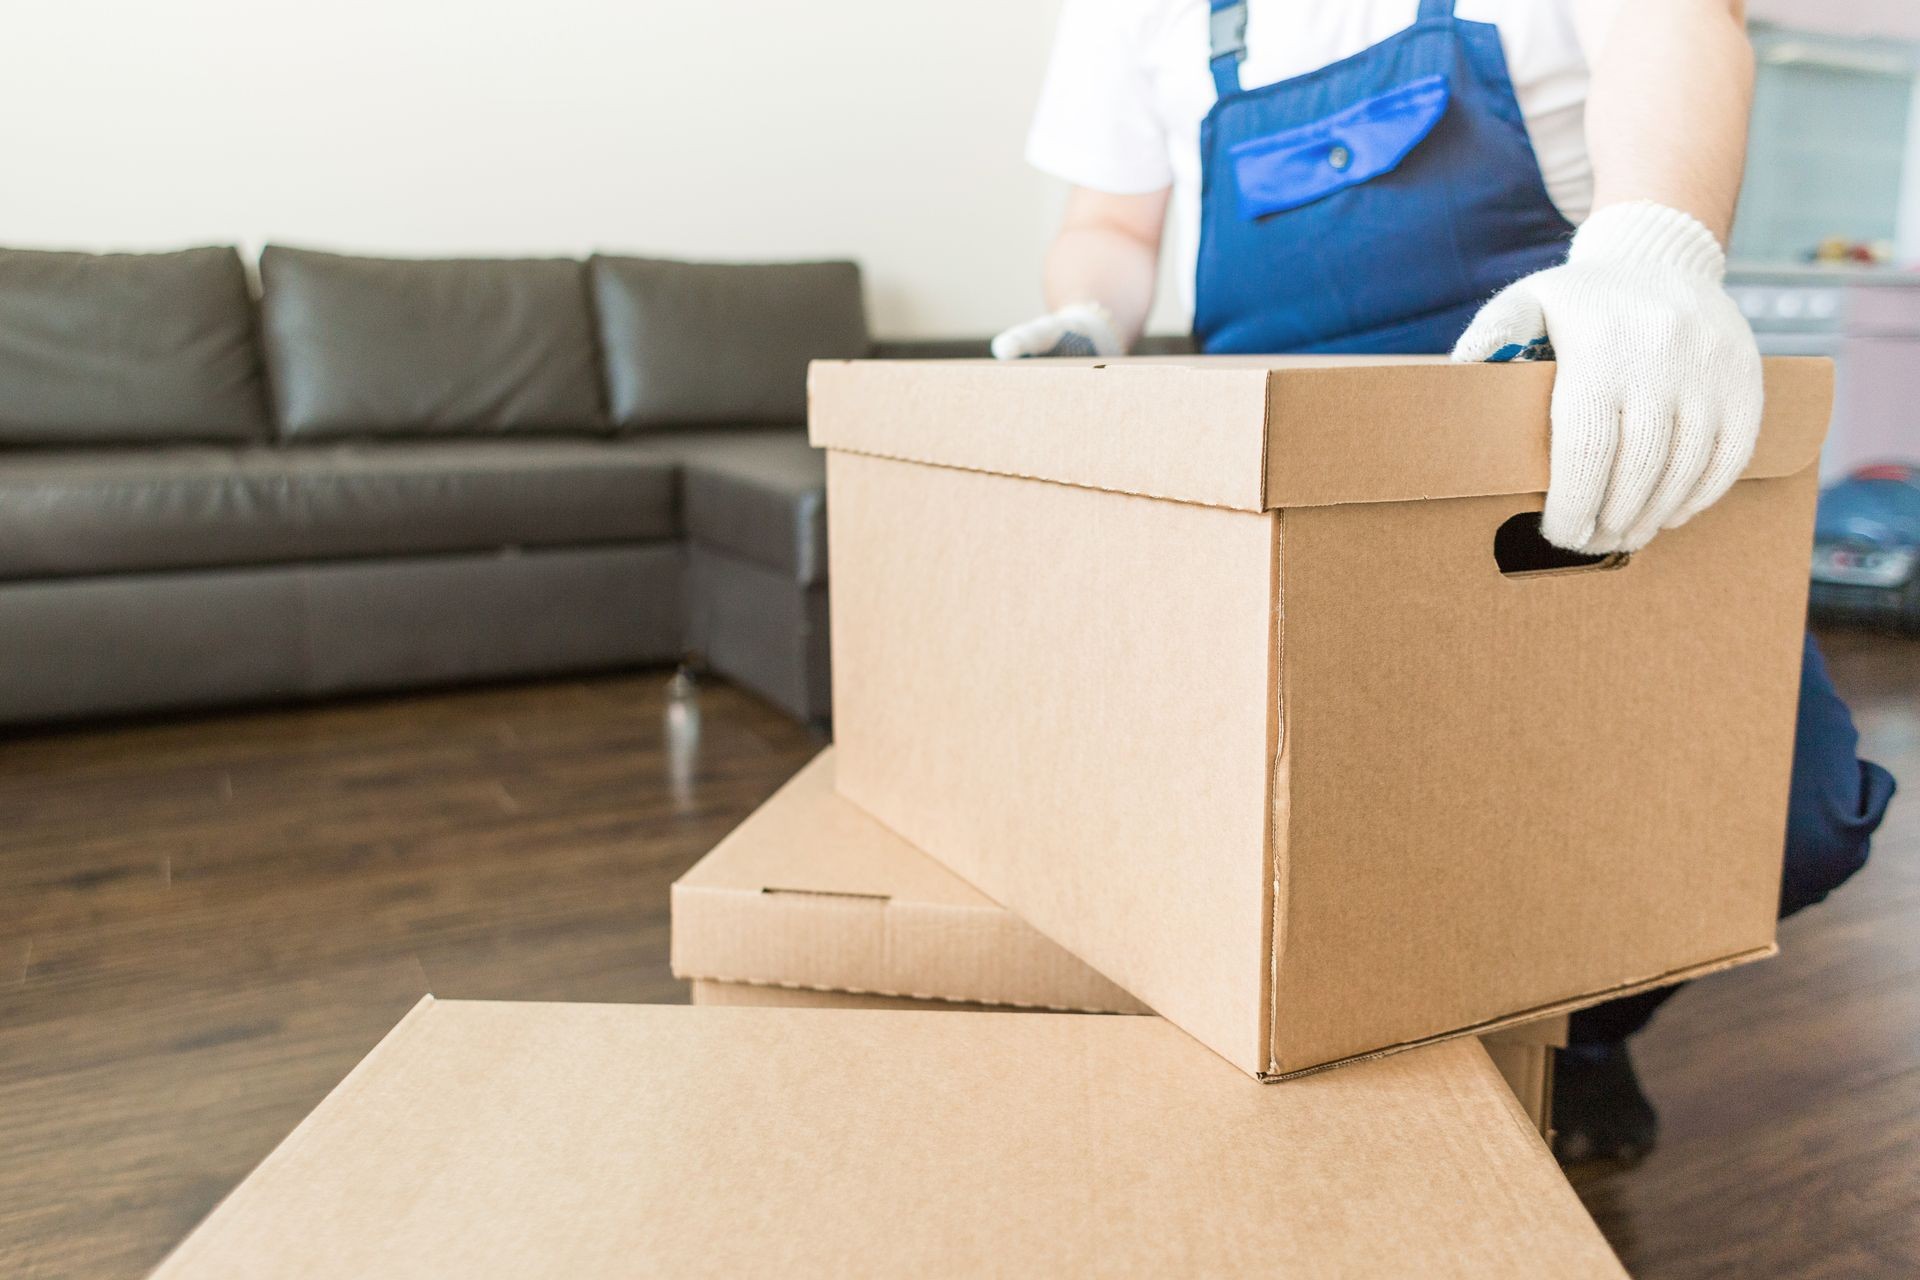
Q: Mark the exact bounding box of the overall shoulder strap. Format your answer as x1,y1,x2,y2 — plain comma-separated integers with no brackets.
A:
1416,0,1457,20
1208,0,1247,98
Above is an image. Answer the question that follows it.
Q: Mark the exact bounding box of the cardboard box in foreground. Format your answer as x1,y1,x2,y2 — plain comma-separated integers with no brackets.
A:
811,355,1830,1079
153,999,1625,1279
673,748,1563,1134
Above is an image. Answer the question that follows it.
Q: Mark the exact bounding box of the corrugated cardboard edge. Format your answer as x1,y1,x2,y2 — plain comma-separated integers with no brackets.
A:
670,882,1151,1016
687,976,1120,1015
151,994,441,1278
1260,943,1775,1081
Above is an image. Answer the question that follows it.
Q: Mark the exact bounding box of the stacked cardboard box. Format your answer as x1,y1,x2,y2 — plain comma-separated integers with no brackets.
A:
159,356,1829,1276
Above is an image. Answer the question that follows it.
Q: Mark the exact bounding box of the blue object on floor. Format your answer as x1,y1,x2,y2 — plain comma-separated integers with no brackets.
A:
1809,462,1920,633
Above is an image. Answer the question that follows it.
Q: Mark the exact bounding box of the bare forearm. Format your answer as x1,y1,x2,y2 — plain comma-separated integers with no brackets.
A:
1039,186,1169,351
1043,226,1157,349
1579,0,1754,243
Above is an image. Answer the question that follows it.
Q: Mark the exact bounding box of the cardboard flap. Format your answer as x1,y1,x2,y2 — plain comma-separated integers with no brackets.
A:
154,1001,1628,1279
1261,358,1831,508
809,357,1276,510
671,750,1148,1014
674,752,994,906
808,355,1833,511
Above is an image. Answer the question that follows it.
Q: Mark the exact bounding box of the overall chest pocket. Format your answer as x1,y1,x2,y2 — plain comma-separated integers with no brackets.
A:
1229,74,1452,220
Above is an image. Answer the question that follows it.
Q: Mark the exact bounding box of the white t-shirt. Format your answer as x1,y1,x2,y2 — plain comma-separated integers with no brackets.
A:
1026,0,1599,318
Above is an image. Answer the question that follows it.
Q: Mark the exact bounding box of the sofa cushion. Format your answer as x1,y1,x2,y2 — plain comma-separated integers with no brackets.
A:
664,431,826,585
0,441,677,581
260,246,605,440
0,246,267,445
592,257,868,430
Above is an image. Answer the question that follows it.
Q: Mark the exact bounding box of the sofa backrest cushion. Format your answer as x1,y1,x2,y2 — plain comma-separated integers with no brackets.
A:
0,246,268,445
591,257,869,430
260,246,605,440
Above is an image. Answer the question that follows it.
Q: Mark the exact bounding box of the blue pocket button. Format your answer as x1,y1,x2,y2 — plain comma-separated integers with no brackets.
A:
1230,74,1452,220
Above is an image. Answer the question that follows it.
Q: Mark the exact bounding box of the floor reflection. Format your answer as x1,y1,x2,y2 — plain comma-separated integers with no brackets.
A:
665,667,702,812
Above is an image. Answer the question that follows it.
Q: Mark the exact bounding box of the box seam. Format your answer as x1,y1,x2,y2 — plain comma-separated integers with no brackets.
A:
1264,504,1288,1076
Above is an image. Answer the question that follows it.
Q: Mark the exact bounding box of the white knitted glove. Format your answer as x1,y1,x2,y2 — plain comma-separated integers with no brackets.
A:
991,301,1124,360
1452,201,1764,554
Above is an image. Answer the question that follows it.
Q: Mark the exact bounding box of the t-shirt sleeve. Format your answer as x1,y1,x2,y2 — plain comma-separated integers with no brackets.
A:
1025,0,1174,194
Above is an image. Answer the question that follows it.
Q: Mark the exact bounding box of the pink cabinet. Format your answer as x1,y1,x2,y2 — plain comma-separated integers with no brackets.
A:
1731,269,1920,478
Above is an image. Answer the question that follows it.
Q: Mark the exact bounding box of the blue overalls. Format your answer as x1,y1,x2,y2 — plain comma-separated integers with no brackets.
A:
1195,0,1571,355
1192,0,1896,1041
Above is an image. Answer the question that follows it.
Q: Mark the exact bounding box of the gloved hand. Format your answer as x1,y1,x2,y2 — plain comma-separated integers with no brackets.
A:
1452,200,1764,554
990,301,1124,360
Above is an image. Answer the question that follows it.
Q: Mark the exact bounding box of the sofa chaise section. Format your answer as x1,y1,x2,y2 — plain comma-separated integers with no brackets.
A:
668,431,829,728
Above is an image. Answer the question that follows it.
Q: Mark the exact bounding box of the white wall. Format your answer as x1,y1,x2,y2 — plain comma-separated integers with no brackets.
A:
12,2,1907,337
0,0,1087,338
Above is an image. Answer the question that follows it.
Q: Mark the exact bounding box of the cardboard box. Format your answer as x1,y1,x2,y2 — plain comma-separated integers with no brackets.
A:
673,748,1564,1136
811,355,1830,1079
153,998,1626,1278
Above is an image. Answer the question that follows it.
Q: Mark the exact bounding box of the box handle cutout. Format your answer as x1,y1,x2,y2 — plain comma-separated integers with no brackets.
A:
1493,512,1628,578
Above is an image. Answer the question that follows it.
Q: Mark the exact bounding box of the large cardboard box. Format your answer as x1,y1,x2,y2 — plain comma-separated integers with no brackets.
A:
673,749,1563,1135
811,355,1830,1079
153,998,1626,1278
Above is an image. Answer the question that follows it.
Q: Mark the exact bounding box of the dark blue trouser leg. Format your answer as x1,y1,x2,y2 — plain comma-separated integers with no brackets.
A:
1569,632,1897,1046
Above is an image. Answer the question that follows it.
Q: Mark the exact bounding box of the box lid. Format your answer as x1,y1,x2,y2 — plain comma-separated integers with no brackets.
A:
153,998,1626,1279
807,355,1832,512
672,750,1147,1013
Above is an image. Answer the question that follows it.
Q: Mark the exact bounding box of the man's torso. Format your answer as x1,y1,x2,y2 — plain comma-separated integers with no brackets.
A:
1030,0,1597,319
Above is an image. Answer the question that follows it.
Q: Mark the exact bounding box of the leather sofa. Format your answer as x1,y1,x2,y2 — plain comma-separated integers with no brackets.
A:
0,244,865,727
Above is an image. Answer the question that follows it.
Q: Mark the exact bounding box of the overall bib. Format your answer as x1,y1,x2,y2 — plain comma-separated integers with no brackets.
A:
1193,0,1572,355
1188,0,1895,1042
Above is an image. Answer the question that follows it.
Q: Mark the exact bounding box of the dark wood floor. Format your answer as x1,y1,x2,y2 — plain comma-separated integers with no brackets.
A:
0,635,1913,1278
